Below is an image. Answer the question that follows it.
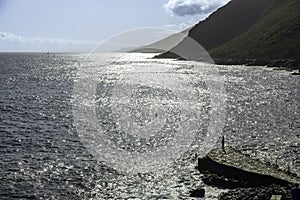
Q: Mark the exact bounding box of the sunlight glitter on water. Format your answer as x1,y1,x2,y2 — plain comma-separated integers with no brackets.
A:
0,53,299,199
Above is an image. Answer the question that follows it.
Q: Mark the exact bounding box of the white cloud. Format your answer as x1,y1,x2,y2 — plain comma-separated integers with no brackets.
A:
164,0,230,17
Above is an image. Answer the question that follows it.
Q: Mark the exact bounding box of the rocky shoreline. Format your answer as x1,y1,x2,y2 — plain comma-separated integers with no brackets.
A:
153,53,300,74
213,58,300,73
191,147,300,199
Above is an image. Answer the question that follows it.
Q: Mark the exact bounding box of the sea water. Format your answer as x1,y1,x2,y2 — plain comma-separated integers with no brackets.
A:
0,53,299,199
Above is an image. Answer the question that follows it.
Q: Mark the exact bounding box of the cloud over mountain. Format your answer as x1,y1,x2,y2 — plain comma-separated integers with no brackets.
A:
164,0,230,16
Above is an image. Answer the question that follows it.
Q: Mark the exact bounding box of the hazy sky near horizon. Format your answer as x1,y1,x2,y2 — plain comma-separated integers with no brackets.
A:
0,0,230,52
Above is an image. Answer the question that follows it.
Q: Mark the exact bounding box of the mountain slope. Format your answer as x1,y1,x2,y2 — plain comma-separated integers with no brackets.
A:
156,0,300,64
130,29,190,53
210,0,300,60
156,0,266,59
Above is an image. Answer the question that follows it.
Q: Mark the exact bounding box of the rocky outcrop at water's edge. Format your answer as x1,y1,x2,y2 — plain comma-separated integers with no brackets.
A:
196,147,300,199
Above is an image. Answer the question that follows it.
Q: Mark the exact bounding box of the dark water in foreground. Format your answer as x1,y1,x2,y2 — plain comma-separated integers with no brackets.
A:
0,53,299,199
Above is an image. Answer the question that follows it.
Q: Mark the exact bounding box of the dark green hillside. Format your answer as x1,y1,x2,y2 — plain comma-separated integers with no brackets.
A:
210,0,300,60
188,0,265,51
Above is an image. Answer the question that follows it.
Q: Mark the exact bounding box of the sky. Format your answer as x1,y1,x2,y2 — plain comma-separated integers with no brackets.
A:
0,0,230,52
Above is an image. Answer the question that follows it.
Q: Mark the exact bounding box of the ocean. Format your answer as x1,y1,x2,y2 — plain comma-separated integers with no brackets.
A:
0,53,299,199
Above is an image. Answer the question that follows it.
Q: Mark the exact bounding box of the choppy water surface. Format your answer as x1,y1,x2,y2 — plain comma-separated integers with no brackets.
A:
0,53,299,199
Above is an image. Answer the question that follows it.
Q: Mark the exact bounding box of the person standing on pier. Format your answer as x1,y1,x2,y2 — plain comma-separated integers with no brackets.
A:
221,135,226,153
